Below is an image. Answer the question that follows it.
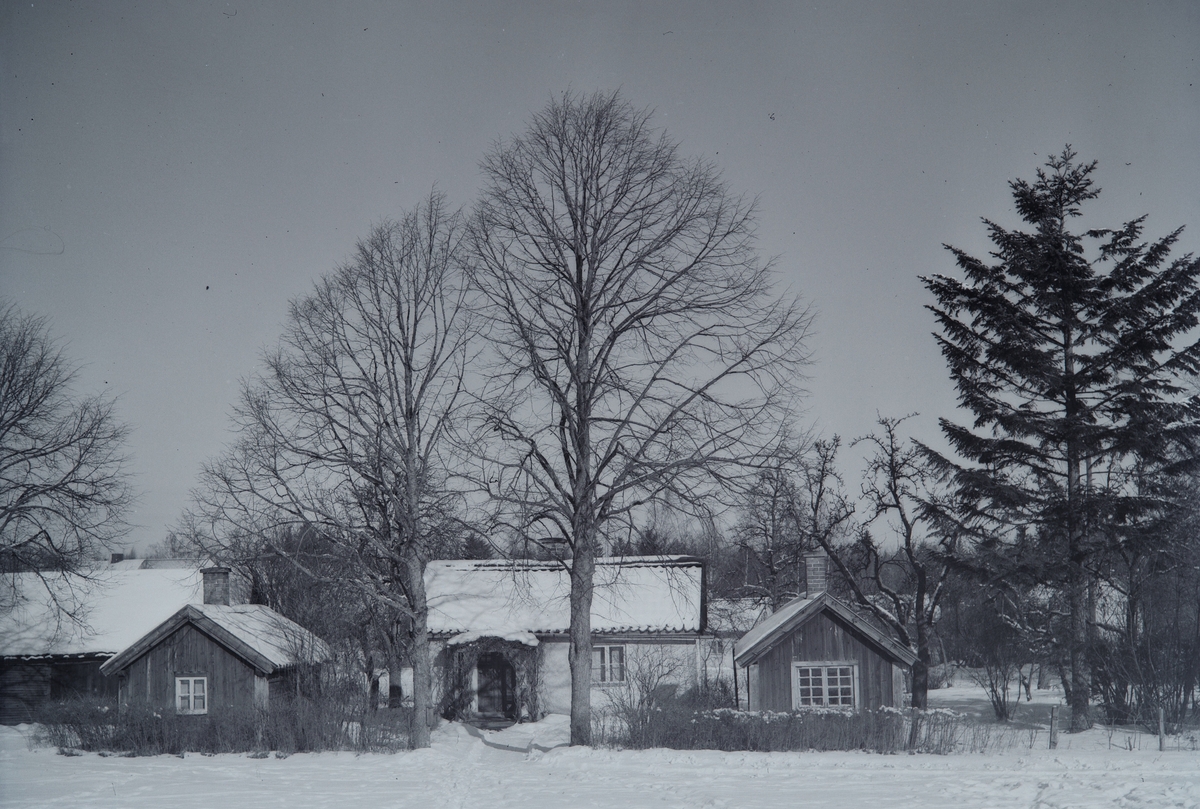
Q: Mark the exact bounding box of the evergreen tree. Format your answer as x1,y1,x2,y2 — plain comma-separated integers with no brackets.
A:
921,148,1200,730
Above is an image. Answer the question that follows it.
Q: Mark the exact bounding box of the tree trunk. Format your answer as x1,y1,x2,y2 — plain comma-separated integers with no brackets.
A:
911,617,931,709
1064,327,1092,732
568,545,596,746
403,553,433,749
1067,556,1092,730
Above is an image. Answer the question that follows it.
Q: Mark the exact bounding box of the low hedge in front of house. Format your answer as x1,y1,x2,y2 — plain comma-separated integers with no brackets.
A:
34,695,414,755
596,692,977,754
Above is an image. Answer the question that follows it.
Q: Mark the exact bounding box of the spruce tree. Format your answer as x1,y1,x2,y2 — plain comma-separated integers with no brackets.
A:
921,148,1200,730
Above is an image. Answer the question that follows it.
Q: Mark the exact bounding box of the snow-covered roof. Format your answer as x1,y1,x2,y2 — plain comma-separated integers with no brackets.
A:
0,566,203,658
100,603,331,676
426,556,704,636
734,591,919,667
446,629,539,647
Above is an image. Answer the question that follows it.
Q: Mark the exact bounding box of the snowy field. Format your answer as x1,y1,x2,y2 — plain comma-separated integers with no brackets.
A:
2,686,1198,809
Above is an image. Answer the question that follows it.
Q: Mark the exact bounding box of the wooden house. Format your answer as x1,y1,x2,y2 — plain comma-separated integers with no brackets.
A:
0,560,202,724
424,556,706,728
99,568,330,715
734,553,917,711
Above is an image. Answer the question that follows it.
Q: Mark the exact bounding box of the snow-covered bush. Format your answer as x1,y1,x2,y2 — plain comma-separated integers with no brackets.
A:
593,697,1003,754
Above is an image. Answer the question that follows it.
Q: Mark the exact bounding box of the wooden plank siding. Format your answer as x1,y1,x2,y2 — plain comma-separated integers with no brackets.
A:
1,658,120,724
755,609,895,711
118,623,260,715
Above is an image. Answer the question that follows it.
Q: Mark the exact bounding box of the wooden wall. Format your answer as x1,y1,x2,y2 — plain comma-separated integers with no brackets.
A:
0,661,49,724
753,609,897,711
118,623,259,715
1,658,119,725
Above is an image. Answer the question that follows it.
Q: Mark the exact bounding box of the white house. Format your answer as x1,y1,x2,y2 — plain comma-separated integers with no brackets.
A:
424,556,708,727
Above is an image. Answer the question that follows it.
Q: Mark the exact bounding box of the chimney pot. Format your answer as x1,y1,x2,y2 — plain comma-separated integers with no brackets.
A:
201,567,231,606
804,551,828,595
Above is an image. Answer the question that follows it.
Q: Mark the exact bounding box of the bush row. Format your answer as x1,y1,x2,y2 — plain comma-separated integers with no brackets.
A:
595,692,1014,755
35,696,413,755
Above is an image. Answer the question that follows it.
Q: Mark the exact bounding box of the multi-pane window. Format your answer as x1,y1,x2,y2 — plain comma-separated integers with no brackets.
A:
176,677,208,714
794,665,855,707
592,645,625,684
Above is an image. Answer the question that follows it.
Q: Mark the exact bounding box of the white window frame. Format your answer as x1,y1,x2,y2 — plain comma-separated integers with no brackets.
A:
591,644,626,686
176,676,208,715
791,662,857,709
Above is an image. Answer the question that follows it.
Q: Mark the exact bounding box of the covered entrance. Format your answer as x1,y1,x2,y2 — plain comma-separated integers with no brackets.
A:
440,632,540,729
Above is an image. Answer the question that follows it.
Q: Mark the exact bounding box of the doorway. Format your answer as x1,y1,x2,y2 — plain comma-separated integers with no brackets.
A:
475,652,517,722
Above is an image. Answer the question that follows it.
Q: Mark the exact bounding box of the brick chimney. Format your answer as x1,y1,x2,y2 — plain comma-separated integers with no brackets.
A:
201,567,231,606
110,553,124,564
804,551,828,595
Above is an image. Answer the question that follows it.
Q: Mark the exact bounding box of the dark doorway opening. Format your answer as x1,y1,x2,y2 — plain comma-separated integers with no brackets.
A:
476,652,517,726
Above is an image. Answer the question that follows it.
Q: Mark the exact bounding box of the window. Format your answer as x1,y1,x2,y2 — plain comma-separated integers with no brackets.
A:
176,677,207,715
793,664,855,708
592,645,625,684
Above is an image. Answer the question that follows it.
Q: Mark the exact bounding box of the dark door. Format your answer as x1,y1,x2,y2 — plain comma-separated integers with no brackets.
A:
476,653,516,719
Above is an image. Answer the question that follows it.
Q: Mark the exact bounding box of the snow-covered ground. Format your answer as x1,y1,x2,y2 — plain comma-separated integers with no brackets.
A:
2,687,1197,809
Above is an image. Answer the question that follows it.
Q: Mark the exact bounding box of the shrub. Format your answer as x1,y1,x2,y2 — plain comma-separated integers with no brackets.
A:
34,694,413,755
595,696,1003,755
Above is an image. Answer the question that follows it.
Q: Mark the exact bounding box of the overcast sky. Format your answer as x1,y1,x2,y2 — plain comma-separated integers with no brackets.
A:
2,1,1197,549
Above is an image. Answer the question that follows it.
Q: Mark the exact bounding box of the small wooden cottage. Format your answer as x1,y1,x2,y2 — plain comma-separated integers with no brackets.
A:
99,568,330,715
424,556,706,728
734,554,917,711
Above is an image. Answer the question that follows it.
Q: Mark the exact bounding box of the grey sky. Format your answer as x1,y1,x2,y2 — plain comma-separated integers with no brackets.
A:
2,1,1197,548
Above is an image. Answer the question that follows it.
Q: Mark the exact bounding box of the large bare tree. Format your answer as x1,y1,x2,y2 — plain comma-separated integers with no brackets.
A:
188,193,473,748
803,417,953,708
0,304,132,587
470,91,813,745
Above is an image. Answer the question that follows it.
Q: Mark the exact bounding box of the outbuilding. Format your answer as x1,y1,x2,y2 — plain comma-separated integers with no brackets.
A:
99,568,330,716
734,554,917,711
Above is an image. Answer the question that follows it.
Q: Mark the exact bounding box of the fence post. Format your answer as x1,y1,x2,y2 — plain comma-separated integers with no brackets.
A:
907,707,920,751
1158,707,1165,752
1048,705,1058,750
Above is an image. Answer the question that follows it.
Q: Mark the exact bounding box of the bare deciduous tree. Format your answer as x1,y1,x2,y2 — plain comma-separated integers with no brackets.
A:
0,303,132,588
469,91,813,744
733,445,809,610
807,416,953,708
188,193,473,748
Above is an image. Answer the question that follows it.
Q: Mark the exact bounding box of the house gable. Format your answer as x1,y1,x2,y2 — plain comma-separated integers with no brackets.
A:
115,620,262,714
734,592,916,712
100,604,329,678
734,592,917,668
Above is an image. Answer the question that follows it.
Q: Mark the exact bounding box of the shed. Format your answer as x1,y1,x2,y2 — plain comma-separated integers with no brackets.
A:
734,555,918,711
99,569,331,716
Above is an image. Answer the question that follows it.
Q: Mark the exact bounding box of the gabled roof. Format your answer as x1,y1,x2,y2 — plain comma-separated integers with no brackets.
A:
426,556,704,636
99,604,332,677
734,591,918,668
0,566,202,658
